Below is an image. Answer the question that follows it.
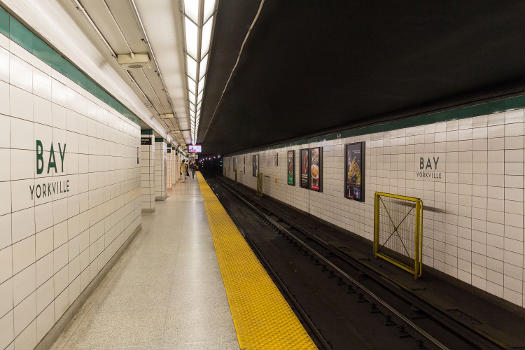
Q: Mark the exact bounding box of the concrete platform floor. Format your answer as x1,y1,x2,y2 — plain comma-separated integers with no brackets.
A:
50,178,239,349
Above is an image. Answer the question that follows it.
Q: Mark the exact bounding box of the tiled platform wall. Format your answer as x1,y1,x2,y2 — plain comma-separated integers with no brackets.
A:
0,24,141,349
154,139,166,200
224,106,525,307
140,133,155,212
166,149,172,191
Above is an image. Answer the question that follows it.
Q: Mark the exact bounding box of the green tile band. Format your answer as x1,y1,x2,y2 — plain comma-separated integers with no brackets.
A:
141,129,153,135
227,94,525,156
155,137,165,142
0,6,141,126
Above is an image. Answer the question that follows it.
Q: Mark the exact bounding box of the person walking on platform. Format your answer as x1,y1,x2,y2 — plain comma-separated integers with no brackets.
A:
180,160,187,182
189,160,196,180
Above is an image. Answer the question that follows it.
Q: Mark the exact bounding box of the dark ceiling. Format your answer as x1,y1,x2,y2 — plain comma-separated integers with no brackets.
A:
199,0,525,155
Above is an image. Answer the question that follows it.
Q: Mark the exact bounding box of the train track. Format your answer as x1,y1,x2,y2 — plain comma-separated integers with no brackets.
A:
208,177,509,350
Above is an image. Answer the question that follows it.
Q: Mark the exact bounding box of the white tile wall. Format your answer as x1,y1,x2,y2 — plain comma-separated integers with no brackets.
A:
0,33,141,349
224,108,525,307
154,140,167,200
166,149,173,191
140,135,155,211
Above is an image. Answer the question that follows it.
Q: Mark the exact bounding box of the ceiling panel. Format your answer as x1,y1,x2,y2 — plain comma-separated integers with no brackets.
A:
200,0,524,155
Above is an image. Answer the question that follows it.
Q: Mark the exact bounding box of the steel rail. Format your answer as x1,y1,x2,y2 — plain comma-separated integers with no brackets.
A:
215,179,449,350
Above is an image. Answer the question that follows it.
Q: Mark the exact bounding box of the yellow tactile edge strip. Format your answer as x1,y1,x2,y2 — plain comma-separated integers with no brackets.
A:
197,173,318,350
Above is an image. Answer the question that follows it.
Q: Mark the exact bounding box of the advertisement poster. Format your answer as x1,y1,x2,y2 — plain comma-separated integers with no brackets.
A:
287,150,295,186
252,154,259,177
345,142,365,201
274,153,278,167
300,149,309,188
233,157,237,172
309,147,322,191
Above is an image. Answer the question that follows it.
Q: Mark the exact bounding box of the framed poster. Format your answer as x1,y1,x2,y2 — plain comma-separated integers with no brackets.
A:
274,153,278,167
300,149,309,188
287,150,295,186
309,147,323,192
345,142,365,201
243,157,246,174
252,154,259,177
233,157,237,172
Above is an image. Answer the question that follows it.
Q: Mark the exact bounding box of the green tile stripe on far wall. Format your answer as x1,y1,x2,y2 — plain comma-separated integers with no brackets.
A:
0,5,141,126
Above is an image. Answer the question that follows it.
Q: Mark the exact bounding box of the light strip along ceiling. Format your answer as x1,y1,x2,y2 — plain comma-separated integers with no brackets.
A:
183,0,217,145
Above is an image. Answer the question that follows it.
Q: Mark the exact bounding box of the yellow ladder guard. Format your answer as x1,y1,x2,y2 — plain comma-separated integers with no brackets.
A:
374,192,423,279
256,172,264,197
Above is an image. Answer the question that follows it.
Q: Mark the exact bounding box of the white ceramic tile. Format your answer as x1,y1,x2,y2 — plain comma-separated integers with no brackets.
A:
0,80,9,116
9,54,32,92
0,46,9,82
35,227,53,261
14,318,36,350
9,85,33,121
12,263,35,305
33,96,52,127
10,150,34,181
0,311,14,349
35,253,53,287
11,208,35,243
35,277,53,315
0,278,13,316
10,117,33,150
13,291,36,335
0,213,10,250
32,68,52,101
12,236,35,274
53,244,68,274
54,288,69,321
36,301,54,342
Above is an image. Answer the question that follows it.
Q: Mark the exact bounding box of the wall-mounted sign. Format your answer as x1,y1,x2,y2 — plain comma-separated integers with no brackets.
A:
188,145,202,153
345,142,365,201
416,155,443,181
287,150,295,186
31,140,70,200
309,147,322,192
252,154,259,177
141,137,152,145
167,148,171,153
300,149,309,188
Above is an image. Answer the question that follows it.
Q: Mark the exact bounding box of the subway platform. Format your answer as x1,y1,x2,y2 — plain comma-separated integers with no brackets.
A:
49,175,315,350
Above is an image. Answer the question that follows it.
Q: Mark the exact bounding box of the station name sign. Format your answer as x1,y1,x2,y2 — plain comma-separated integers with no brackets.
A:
416,155,442,181
30,140,70,200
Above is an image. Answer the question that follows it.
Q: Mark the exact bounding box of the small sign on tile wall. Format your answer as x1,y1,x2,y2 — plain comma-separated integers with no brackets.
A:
416,155,443,181
141,137,152,145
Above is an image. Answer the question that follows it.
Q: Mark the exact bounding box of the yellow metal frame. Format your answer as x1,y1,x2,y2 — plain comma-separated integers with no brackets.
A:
374,192,423,279
256,172,264,197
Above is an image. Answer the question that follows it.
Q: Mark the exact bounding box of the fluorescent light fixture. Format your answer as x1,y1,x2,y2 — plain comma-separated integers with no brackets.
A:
184,0,199,22
199,54,208,79
186,55,197,81
184,17,198,58
187,76,196,94
183,0,217,145
198,76,205,94
203,0,215,21
201,19,213,56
